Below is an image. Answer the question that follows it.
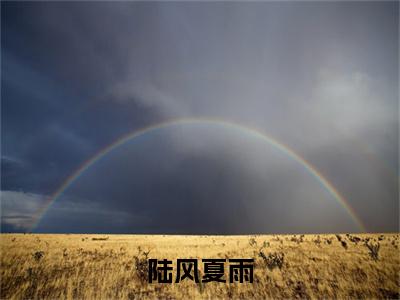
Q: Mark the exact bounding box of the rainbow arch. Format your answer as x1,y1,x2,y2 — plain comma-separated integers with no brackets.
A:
31,118,366,232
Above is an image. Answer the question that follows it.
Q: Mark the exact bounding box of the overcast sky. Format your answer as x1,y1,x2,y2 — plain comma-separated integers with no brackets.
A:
1,1,398,234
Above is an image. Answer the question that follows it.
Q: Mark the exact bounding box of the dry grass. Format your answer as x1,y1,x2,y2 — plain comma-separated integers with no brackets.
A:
1,233,399,299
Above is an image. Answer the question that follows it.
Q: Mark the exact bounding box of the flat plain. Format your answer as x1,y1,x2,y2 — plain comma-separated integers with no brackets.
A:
1,233,399,299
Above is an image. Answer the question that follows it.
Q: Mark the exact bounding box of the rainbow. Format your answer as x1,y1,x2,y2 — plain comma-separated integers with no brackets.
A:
30,118,367,232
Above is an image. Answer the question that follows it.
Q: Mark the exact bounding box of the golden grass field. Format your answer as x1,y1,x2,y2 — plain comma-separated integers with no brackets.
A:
1,233,399,299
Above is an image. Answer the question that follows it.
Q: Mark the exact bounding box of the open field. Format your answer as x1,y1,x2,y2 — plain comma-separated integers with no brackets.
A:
1,233,399,299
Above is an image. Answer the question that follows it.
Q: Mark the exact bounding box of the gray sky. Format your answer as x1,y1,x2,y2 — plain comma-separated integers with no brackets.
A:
1,1,398,234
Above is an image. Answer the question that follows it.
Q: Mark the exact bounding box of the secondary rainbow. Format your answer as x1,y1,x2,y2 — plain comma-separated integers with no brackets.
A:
30,118,367,232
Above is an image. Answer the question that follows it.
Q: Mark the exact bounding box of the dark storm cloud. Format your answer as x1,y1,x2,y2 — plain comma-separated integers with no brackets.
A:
1,1,398,233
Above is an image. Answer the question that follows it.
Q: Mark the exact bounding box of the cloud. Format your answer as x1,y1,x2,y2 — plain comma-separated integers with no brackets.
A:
309,70,396,136
1,191,47,231
1,190,148,233
104,81,189,118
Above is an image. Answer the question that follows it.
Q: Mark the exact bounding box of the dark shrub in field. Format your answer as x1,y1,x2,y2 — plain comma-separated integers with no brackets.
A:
92,237,109,241
341,241,348,250
134,247,151,283
32,251,44,261
365,242,380,261
259,251,284,270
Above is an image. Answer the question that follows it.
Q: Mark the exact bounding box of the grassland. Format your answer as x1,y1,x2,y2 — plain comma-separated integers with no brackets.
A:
1,233,399,299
